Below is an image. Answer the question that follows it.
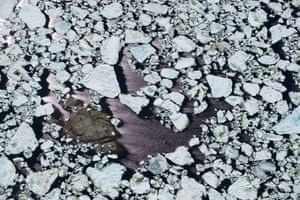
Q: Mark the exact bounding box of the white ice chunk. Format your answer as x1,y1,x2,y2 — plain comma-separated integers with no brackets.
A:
207,75,232,98
130,44,155,63
258,55,278,65
27,169,58,196
248,10,267,27
163,92,185,106
69,174,89,192
260,86,282,103
0,0,18,19
148,154,169,175
119,94,149,114
176,176,206,200
172,36,196,52
12,94,28,106
273,106,300,134
202,172,219,188
269,24,297,44
19,4,46,29
0,156,16,187
144,72,161,84
81,64,121,98
287,63,300,72
210,22,225,34
86,163,126,199
130,173,150,194
35,103,54,117
244,98,259,116
175,57,196,70
5,123,38,156
208,189,224,200
143,3,169,15
125,30,151,44
101,2,123,19
243,82,260,96
228,51,249,72
160,68,179,79
228,177,257,200
170,112,190,132
165,146,194,166
71,6,89,19
54,21,71,34
101,36,121,65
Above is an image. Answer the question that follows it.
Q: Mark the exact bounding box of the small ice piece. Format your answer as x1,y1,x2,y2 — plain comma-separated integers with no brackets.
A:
206,75,232,98
244,98,259,116
208,188,224,200
0,156,16,187
5,123,38,156
170,112,190,132
273,106,300,134
241,143,253,157
289,91,300,105
54,21,72,34
142,85,157,97
210,22,225,34
101,36,121,65
125,30,151,43
243,82,260,96
139,14,152,26
81,64,121,98
163,92,185,106
188,137,200,147
260,86,282,103
69,174,89,192
86,163,126,199
130,173,150,194
202,172,219,188
27,169,58,196
269,24,297,44
172,36,196,52
143,3,169,15
160,68,179,79
19,4,46,29
275,100,289,115
258,55,278,65
160,79,173,88
71,6,89,19
130,44,156,63
228,51,249,72
175,57,196,70
144,72,161,84
248,10,267,27
119,94,149,114
148,154,169,175
254,150,272,161
287,63,300,72
12,94,28,106
0,0,17,19
101,2,123,19
165,146,194,166
176,176,206,200
187,70,202,80
35,103,54,117
228,177,257,200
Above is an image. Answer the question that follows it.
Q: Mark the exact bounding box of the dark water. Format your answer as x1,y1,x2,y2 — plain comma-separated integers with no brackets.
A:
106,53,231,169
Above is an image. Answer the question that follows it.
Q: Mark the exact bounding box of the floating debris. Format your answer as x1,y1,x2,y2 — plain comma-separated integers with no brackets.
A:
19,4,46,29
207,75,232,98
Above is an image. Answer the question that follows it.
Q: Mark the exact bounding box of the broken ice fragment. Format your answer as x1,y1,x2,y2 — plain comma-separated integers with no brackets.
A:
125,30,151,44
143,3,169,15
144,72,161,84
243,82,260,96
202,171,219,188
130,44,156,63
101,36,121,65
27,169,58,196
12,94,28,106
273,106,300,134
81,64,121,98
163,92,185,106
170,112,190,131
101,2,123,19
86,163,126,199
165,146,194,166
244,98,259,116
0,0,17,19
5,123,38,156
176,176,206,200
287,63,300,72
248,10,267,27
260,86,282,103
210,22,225,34
19,4,46,29
54,21,71,34
175,57,196,70
228,51,249,72
160,68,179,79
269,24,297,44
119,94,150,114
0,156,16,187
71,6,89,19
130,173,151,194
69,174,89,192
148,154,169,175
258,55,278,65
206,75,232,98
228,177,257,200
172,36,196,52
35,103,54,117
